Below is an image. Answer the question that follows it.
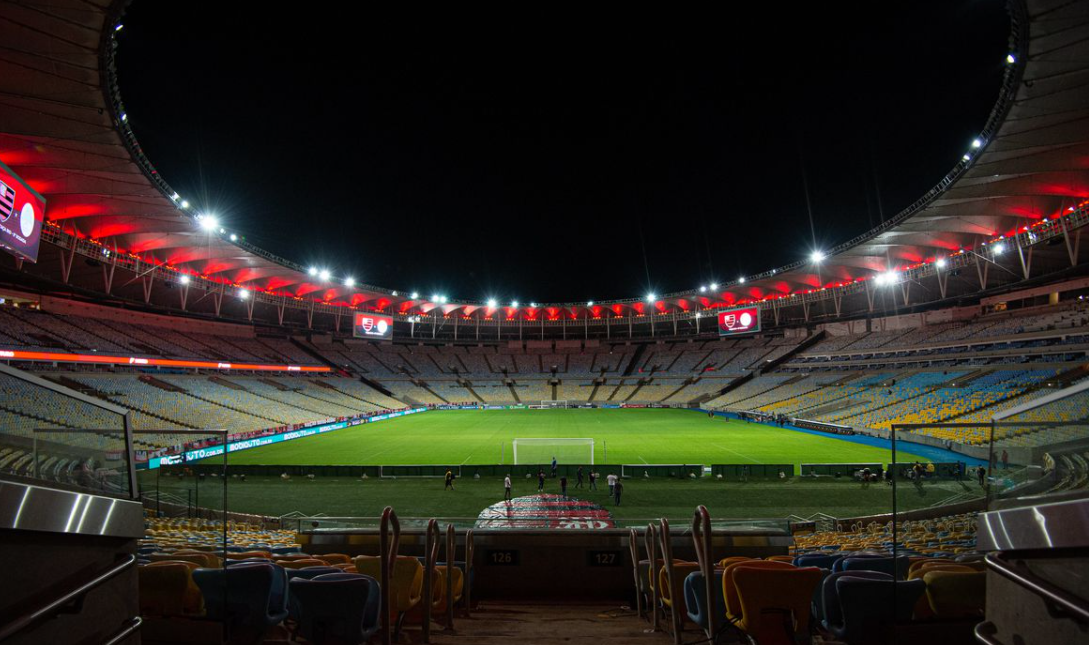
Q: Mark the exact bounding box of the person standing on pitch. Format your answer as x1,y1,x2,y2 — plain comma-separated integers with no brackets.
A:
551,456,558,478
607,472,617,496
588,470,597,491
537,469,545,493
504,474,512,501
614,479,623,506
560,475,568,498
444,469,455,491
576,466,584,488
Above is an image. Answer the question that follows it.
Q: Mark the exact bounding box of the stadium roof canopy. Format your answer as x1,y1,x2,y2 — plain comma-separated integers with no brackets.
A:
0,0,1088,330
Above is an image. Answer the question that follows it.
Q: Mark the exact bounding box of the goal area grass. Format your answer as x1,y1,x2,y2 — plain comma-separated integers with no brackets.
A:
217,408,926,467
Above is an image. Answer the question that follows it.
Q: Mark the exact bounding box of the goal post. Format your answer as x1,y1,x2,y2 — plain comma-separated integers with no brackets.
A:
513,438,594,465
539,400,568,409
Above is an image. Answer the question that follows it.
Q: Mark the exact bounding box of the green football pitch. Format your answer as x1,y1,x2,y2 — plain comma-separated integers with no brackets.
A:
218,408,925,467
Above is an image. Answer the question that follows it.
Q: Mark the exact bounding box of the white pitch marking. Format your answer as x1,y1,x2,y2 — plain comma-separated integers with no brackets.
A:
709,443,761,464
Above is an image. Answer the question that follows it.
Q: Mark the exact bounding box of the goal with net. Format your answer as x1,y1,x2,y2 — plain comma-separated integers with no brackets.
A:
512,438,594,465
528,400,568,409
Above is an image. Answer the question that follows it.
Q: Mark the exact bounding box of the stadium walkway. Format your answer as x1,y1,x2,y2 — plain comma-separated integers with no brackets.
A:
427,602,672,644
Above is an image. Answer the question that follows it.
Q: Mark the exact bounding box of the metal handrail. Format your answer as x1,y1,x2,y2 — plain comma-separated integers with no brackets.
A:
691,505,717,640
101,616,142,645
0,553,137,643
378,506,400,645
645,522,661,632
444,524,455,630
659,518,682,645
463,528,474,618
628,527,645,619
985,551,1089,624
422,518,440,643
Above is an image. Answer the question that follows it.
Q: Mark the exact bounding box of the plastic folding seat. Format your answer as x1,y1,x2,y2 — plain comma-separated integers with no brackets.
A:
722,560,795,624
923,570,986,618
353,555,424,630
149,552,221,568
284,567,348,620
718,556,754,568
314,552,351,565
658,561,701,621
841,555,910,578
289,573,381,644
683,570,726,632
192,561,289,641
731,566,823,644
819,570,889,631
275,558,329,569
226,550,272,560
765,555,795,563
835,575,926,643
793,553,839,569
138,562,204,617
831,552,884,572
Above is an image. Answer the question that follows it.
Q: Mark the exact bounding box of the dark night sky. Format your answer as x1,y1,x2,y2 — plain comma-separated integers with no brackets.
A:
116,2,1010,304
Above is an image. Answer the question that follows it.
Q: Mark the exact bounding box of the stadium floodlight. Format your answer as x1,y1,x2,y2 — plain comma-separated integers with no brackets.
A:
120,113,127,122
180,200,190,209
587,300,594,307
646,293,656,303
530,302,537,308
936,258,947,269
962,154,971,162
308,267,318,277
344,277,355,288
810,250,826,263
511,300,519,308
699,286,707,293
198,214,218,231
487,298,497,308
883,271,897,284
238,289,249,299
115,24,124,32
219,228,225,234
171,193,179,201
993,242,1006,255
179,275,190,285
319,269,331,281
431,294,440,302
229,233,237,242
1006,53,1016,64
410,292,419,299
972,138,983,149
738,277,746,284
709,282,718,290
874,273,887,286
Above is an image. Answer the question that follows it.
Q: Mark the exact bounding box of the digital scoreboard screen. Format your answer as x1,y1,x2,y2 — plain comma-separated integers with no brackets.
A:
718,305,761,336
0,160,45,263
353,313,393,339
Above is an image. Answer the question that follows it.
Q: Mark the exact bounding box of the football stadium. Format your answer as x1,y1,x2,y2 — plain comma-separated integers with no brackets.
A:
0,1,1087,644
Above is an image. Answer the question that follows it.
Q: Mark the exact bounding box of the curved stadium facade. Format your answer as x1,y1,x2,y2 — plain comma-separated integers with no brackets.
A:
0,1,1087,644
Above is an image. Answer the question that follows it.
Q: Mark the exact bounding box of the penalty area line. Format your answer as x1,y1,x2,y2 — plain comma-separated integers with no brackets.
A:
709,443,762,464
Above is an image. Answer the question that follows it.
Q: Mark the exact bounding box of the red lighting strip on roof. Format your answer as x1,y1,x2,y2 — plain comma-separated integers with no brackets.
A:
0,349,330,372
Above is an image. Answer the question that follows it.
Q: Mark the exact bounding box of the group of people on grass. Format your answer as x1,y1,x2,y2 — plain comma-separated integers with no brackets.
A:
444,458,625,505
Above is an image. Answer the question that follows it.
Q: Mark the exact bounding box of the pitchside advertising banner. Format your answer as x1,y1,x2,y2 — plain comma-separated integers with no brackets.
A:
353,313,393,339
0,159,45,263
143,407,426,469
718,305,761,335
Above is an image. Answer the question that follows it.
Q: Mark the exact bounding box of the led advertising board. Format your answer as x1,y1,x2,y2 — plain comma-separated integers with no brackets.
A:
353,313,393,339
717,305,761,335
0,349,331,372
0,159,45,263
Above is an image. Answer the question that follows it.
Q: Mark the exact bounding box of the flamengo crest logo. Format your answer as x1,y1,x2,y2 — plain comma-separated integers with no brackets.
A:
361,317,374,332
